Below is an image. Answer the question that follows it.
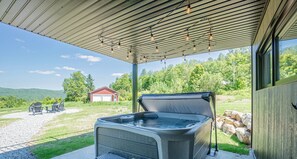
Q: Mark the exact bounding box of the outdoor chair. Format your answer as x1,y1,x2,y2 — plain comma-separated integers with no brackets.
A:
46,100,65,113
58,100,65,111
29,102,43,115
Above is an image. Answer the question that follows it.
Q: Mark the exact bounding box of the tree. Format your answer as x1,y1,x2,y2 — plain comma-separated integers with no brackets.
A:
86,74,95,92
110,74,132,101
187,64,205,92
63,71,88,102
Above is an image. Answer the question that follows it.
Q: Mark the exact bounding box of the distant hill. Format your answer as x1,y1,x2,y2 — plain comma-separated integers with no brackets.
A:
0,87,66,101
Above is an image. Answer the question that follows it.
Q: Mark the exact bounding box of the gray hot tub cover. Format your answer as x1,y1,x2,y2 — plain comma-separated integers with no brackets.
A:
138,92,215,119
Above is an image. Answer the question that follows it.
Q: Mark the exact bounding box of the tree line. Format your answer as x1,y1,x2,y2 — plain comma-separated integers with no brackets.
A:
110,46,297,101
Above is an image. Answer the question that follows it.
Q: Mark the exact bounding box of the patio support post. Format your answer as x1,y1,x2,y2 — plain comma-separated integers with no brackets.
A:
132,63,138,113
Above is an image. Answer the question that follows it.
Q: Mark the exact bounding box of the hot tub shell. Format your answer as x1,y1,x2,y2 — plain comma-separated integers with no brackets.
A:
94,92,218,159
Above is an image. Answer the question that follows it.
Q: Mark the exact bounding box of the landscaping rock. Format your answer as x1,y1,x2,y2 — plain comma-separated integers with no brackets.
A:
235,127,251,144
242,113,252,130
233,121,244,128
216,116,226,122
224,117,235,125
235,112,243,121
222,123,236,135
230,111,238,119
223,110,232,117
216,121,224,129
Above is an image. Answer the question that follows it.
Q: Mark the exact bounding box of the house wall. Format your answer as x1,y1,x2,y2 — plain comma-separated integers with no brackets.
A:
90,89,118,102
252,0,297,158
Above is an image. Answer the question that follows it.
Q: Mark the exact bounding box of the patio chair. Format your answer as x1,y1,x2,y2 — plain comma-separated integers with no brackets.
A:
46,100,65,113
58,100,65,111
29,102,43,115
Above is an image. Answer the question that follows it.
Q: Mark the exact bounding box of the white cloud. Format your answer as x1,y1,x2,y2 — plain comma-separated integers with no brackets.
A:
61,55,70,59
55,66,77,71
77,54,101,62
15,38,25,43
62,66,76,71
55,74,61,77
29,70,55,75
112,73,124,77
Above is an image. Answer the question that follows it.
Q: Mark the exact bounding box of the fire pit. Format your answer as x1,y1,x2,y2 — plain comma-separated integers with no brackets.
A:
94,92,218,159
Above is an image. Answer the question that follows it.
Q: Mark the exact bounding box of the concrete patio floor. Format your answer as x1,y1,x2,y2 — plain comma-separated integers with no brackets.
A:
52,145,254,159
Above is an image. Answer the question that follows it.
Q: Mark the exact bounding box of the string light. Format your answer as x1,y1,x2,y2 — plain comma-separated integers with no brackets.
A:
208,42,211,52
186,29,190,41
100,38,103,47
111,47,114,53
118,40,121,49
150,27,155,41
209,33,213,41
126,55,129,59
155,46,159,53
186,0,191,14
182,53,186,62
140,57,143,62
209,28,213,40
193,44,196,51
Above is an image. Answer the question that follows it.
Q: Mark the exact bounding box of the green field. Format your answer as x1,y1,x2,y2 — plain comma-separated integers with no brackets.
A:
0,97,250,158
28,98,250,158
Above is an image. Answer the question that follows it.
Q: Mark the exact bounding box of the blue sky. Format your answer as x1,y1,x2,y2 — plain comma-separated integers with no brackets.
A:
0,23,227,90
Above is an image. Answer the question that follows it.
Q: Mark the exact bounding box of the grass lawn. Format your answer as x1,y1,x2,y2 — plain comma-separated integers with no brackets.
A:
0,118,21,128
29,98,250,158
31,102,131,159
0,107,27,128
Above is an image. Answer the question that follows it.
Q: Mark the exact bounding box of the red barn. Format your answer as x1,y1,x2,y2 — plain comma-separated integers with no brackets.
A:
90,87,118,102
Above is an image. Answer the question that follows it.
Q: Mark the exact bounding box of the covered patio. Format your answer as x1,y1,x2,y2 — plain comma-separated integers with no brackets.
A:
1,0,296,158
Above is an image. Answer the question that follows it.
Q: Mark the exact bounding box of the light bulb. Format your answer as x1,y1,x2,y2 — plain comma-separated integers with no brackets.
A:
156,46,159,53
183,53,186,61
193,44,196,51
126,55,129,59
118,41,121,49
151,33,155,41
100,40,103,47
186,4,191,14
186,32,190,41
208,45,211,51
140,58,143,62
209,33,213,40
111,47,114,53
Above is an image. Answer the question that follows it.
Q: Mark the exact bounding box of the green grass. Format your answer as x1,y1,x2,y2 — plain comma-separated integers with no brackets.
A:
31,103,131,159
0,97,248,158
0,118,21,128
0,107,27,116
213,129,250,155
216,99,251,116
0,107,26,127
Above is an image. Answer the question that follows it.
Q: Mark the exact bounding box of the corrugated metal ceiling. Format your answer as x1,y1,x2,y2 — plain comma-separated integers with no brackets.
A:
0,0,267,64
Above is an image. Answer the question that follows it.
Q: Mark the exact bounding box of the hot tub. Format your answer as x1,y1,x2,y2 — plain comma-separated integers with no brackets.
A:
94,92,218,159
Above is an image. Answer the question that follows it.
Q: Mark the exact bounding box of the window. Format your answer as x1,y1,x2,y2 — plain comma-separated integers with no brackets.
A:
277,11,297,81
257,44,272,89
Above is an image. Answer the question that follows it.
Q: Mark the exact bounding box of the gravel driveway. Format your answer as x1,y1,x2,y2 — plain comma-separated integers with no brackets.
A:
0,109,80,159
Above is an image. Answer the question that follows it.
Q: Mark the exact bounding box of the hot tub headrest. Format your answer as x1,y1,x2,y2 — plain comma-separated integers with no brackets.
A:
138,92,215,119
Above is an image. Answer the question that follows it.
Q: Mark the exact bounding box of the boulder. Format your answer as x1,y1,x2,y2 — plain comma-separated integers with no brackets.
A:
216,121,224,129
242,113,252,130
233,121,244,128
216,116,226,122
224,117,235,125
235,112,243,121
235,128,251,144
222,123,236,135
223,110,232,117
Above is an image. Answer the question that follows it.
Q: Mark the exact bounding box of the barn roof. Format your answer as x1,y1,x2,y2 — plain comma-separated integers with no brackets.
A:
90,87,118,94
0,0,267,64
